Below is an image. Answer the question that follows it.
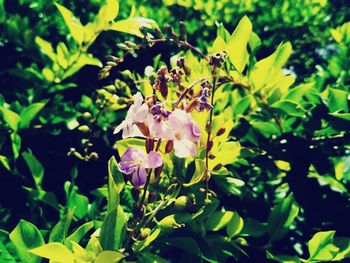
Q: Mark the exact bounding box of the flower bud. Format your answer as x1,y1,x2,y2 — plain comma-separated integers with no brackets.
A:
204,198,212,205
165,140,174,153
179,21,187,41
159,81,168,99
207,140,214,152
205,122,212,131
78,125,90,133
82,112,92,121
146,138,154,153
148,192,157,203
89,152,99,161
105,85,116,93
216,127,226,136
158,215,184,231
208,153,216,159
139,228,150,240
212,163,222,171
174,196,189,211
135,122,150,137
154,164,164,180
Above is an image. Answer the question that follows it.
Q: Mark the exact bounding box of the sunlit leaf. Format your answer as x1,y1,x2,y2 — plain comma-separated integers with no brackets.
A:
28,242,75,263
227,16,252,73
9,220,44,263
54,2,84,44
267,193,299,242
308,231,339,261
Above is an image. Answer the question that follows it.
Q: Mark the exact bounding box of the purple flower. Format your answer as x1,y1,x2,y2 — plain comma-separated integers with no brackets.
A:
118,148,163,187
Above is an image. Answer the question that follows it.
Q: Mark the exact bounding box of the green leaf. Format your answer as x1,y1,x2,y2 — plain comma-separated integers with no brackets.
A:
56,42,69,69
23,187,59,210
325,88,349,113
28,242,75,263
0,107,20,131
226,212,244,238
241,218,266,237
110,17,157,37
9,220,44,263
133,228,161,252
165,237,201,256
137,252,170,263
96,0,119,24
0,239,16,262
35,37,56,62
54,2,84,44
206,211,234,231
184,159,206,187
61,53,102,80
99,157,127,250
94,251,125,263
333,237,350,261
330,113,350,121
267,193,299,242
71,241,93,262
227,16,252,73
271,100,306,117
250,42,292,91
214,176,245,197
49,210,74,243
0,155,10,171
266,251,301,263
10,133,21,159
99,205,127,250
250,121,281,138
19,102,46,129
65,221,94,250
22,151,44,187
107,156,125,208
116,138,145,156
308,231,339,261
233,95,252,116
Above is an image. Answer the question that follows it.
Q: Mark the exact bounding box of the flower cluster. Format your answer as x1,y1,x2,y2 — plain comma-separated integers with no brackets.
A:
115,88,205,186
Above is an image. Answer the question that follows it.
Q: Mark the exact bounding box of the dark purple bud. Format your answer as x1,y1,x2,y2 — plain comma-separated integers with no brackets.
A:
148,192,157,203
212,163,222,171
146,138,154,153
216,127,226,136
165,140,174,153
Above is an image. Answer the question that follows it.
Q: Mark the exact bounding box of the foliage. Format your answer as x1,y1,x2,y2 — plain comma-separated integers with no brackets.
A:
0,0,350,262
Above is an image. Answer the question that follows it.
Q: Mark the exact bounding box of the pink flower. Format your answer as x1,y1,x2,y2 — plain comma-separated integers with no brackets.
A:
118,148,163,187
114,92,149,138
166,109,201,158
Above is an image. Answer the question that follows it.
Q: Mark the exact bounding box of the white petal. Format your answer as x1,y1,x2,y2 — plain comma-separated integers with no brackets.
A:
173,139,196,158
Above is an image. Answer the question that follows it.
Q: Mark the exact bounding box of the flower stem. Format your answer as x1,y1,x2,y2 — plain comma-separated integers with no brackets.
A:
204,72,217,200
172,77,205,110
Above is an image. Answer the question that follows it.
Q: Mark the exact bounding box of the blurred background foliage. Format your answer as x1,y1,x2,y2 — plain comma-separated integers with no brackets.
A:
0,0,350,262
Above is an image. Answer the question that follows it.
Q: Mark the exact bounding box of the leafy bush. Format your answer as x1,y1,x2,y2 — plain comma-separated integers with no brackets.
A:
0,0,350,262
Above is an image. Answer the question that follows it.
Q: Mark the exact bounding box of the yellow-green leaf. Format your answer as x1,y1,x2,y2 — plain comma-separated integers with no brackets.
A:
54,2,84,44
35,37,56,62
227,16,252,73
308,231,339,261
110,17,156,37
184,159,206,187
94,251,125,263
28,242,75,263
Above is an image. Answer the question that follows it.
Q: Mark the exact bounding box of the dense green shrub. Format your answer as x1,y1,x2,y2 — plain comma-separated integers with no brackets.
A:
0,0,349,262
